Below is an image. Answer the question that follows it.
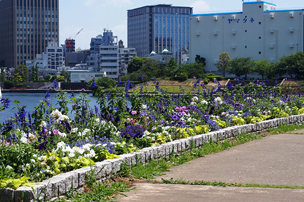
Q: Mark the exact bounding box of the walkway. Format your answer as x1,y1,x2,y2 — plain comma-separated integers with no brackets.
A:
117,129,304,202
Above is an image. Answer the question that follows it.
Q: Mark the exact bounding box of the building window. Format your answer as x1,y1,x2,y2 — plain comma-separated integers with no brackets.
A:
245,46,247,48
259,5,262,8
259,22,261,24
259,51,261,54
245,30,247,32
259,37,261,39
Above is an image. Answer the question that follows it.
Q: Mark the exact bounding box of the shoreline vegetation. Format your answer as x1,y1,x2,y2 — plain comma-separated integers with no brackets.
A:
1,78,304,201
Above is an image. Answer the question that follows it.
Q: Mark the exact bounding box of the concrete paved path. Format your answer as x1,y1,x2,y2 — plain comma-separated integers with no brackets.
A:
117,132,304,202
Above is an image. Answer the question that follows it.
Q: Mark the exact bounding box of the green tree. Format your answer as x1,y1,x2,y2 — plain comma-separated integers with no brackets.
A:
165,58,178,77
179,63,205,79
195,55,206,66
31,64,39,82
95,77,115,89
45,74,52,81
276,52,304,79
216,52,230,77
127,57,144,74
60,69,69,82
253,59,275,79
228,57,253,78
14,64,29,84
0,67,5,82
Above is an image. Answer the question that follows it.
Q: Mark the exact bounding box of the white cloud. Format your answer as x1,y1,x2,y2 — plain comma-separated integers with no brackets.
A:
190,0,210,14
112,20,128,44
83,0,131,8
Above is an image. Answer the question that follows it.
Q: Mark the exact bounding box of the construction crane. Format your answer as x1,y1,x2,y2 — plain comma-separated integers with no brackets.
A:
73,28,84,39
66,28,84,49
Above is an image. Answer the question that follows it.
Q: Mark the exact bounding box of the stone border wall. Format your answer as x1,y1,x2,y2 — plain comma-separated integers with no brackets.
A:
2,115,304,202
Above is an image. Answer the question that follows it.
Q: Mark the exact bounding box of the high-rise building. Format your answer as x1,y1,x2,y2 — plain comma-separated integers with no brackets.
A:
128,4,192,64
0,0,59,68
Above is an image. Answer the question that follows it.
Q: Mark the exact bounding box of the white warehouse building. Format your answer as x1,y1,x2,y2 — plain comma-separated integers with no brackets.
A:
189,0,304,73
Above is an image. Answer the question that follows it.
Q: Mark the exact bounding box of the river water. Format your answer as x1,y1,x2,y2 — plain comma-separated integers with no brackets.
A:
0,92,100,123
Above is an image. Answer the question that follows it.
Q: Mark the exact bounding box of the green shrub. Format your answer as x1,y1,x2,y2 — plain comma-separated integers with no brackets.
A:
171,73,188,82
96,77,115,89
204,77,210,84
4,80,14,89
15,83,24,88
206,73,224,81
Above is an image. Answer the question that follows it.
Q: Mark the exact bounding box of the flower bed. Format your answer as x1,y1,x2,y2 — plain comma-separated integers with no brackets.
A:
1,79,304,201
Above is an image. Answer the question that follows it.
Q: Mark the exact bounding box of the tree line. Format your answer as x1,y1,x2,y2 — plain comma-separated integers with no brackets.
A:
217,51,304,79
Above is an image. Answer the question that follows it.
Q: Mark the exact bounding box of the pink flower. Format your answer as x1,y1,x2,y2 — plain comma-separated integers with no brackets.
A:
129,118,136,125
175,107,182,112
131,111,137,115
53,129,59,135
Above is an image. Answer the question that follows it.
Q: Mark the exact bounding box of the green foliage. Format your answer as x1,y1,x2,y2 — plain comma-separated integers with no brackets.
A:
31,64,39,82
60,69,69,82
179,63,205,79
51,75,65,82
15,83,24,88
276,51,304,79
45,74,52,82
228,57,253,77
217,52,230,77
127,57,146,74
14,64,29,84
172,72,188,81
4,80,14,89
0,67,5,82
205,73,224,81
95,77,115,89
195,55,206,66
253,59,275,79
0,176,36,190
0,143,34,173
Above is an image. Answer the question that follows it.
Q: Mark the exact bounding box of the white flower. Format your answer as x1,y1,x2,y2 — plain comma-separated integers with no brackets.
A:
57,141,66,149
191,96,199,102
20,137,28,144
95,118,100,123
89,150,96,158
30,159,36,163
143,130,151,137
190,102,197,106
58,132,67,138
201,100,208,105
51,109,62,119
82,129,91,136
40,121,47,127
141,104,147,110
83,143,93,151
100,120,107,126
49,156,55,161
73,147,84,155
69,152,75,158
58,115,69,121
71,128,78,133
6,165,13,170
33,154,37,158
214,97,223,104
26,163,30,168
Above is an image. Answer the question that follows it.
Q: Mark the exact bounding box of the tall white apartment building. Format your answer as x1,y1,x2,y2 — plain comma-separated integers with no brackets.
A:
46,40,64,70
189,0,304,73
99,45,119,80
118,48,137,77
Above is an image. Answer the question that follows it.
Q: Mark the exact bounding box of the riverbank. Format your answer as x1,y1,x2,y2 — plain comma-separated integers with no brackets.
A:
2,89,92,94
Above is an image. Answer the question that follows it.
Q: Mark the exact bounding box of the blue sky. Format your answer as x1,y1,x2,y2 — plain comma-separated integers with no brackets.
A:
59,0,304,50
